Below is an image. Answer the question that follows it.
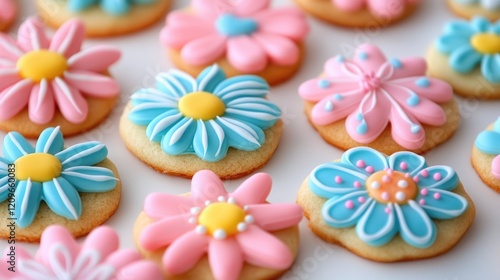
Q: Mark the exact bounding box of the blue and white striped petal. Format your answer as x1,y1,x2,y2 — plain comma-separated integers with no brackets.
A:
156,70,197,99
322,192,373,228
56,142,108,169
101,0,129,15
68,0,98,12
417,189,468,220
309,162,368,198
130,88,180,106
196,65,226,93
15,179,42,228
61,166,118,192
394,202,437,248
481,54,500,83
193,120,228,162
161,117,196,155
213,75,270,102
414,166,459,191
35,126,64,155
42,177,82,220
0,175,10,202
356,201,398,246
216,116,264,151
3,132,35,162
224,97,281,128
146,111,184,142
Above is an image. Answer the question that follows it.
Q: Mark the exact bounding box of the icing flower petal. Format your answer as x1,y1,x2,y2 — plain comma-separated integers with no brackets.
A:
341,147,389,174
0,176,9,202
163,231,209,274
322,191,373,227
161,117,197,155
67,45,121,72
80,226,119,259
51,78,89,123
68,0,98,12
3,131,35,161
28,80,56,124
389,57,426,79
388,106,426,150
0,34,23,61
208,239,244,280
0,68,21,92
42,177,82,220
449,45,482,73
35,126,64,154
215,116,264,150
388,77,453,103
140,214,195,250
56,141,108,168
104,249,141,271
116,260,163,280
481,54,500,83
143,193,192,219
309,162,369,198
224,97,281,128
254,8,309,41
387,151,427,176
193,120,229,162
310,89,364,125
160,12,216,49
231,172,272,205
356,201,397,246
394,202,436,248
196,64,227,93
156,70,197,98
64,70,120,98
435,33,472,54
36,225,80,267
17,17,50,51
146,111,184,142
0,79,32,121
253,33,299,66
60,166,118,192
227,36,268,72
352,44,388,73
417,189,468,219
414,166,459,191
213,75,269,101
475,130,500,154
181,34,227,66
14,179,43,228
49,19,85,58
471,16,491,32
299,78,360,102
492,155,500,179
248,204,303,231
191,169,227,206
443,20,475,37
101,0,130,15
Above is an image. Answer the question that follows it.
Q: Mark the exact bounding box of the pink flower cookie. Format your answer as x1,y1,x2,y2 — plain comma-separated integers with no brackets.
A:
0,0,16,31
133,170,302,280
160,0,309,85
294,0,421,27
0,225,162,280
299,44,459,154
0,17,120,138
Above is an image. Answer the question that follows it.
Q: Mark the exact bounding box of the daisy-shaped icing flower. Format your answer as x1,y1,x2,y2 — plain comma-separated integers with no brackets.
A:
139,170,303,280
475,117,500,179
0,225,162,280
299,43,453,150
454,0,500,9
160,0,308,73
0,0,15,24
0,17,120,124
128,64,281,162
436,16,500,83
68,0,156,15
331,0,420,17
0,127,117,228
309,147,468,248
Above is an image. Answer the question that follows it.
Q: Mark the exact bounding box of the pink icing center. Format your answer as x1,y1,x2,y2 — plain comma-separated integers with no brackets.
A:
360,72,381,92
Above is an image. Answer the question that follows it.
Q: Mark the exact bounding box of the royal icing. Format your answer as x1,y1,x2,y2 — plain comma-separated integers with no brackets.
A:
0,17,120,124
436,16,500,83
299,44,453,150
0,126,118,228
68,0,157,15
128,64,282,162
475,117,500,179
140,170,303,280
308,147,468,248
331,0,420,17
0,0,15,23
0,225,162,280
454,0,500,9
160,0,309,73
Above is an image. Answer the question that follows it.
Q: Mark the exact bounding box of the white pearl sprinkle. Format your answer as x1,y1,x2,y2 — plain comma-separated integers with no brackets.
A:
397,180,409,188
213,229,227,240
395,192,406,201
190,207,201,215
188,217,197,224
237,222,247,232
205,200,211,206
245,215,254,224
195,225,206,235
227,197,237,204
243,205,250,211
218,196,226,202
371,181,381,189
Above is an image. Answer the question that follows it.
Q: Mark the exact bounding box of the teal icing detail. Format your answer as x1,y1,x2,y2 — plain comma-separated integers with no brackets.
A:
357,120,368,135
407,93,420,106
336,55,345,63
0,127,117,228
410,124,421,134
308,147,468,248
415,77,430,87
324,101,334,112
318,79,331,89
390,58,403,69
475,117,500,154
68,0,156,15
356,112,364,121
334,94,343,101
216,13,259,37
358,52,368,60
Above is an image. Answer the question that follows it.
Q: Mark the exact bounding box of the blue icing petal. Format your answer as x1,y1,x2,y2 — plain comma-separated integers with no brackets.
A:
101,0,130,15
68,0,98,12
309,162,369,198
390,58,403,69
357,120,368,135
436,33,473,54
417,189,468,219
196,65,227,93
223,97,281,128
213,75,269,102
443,20,475,37
358,52,368,60
3,132,34,162
494,117,500,131
356,202,398,246
471,16,491,32
415,77,430,87
415,165,459,191
317,79,331,89
394,202,437,248
341,147,389,173
156,71,197,98
324,100,334,112
146,111,184,142
61,166,118,192
192,120,229,162
322,192,372,228
388,151,427,176
14,180,42,228
161,118,197,155
56,142,108,168
35,127,64,155
406,93,420,107
42,178,82,220
215,116,265,151
475,130,500,154
216,13,258,37
480,54,500,83
449,45,483,73
129,102,176,126
0,176,9,202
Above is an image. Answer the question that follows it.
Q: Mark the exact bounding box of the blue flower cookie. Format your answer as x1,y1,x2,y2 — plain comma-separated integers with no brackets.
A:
472,117,500,191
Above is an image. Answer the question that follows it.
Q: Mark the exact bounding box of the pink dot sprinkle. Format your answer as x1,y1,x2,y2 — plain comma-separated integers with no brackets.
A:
419,199,426,205
387,169,394,175
365,166,374,173
356,160,366,168
382,175,391,183
345,200,355,209
420,170,429,178
335,176,343,184
358,197,366,204
400,162,408,170
434,192,441,200
405,173,411,178
381,192,390,201
413,176,420,183
433,173,442,181
420,188,428,196
354,181,362,188
385,207,391,214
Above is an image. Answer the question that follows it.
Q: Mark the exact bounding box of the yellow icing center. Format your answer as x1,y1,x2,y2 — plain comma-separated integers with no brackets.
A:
471,33,500,54
366,170,417,204
178,92,226,120
17,50,68,82
198,202,246,236
14,153,62,182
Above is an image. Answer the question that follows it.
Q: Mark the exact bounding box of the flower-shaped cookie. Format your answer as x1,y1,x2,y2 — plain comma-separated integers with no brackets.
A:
0,127,117,228
137,170,302,280
475,117,500,180
331,0,420,17
299,43,454,151
454,0,500,9
308,147,468,248
69,0,156,15
0,17,120,124
128,64,281,162
0,225,162,279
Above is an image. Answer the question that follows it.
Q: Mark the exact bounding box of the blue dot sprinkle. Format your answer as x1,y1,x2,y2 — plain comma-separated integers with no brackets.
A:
410,124,421,134
318,79,331,89
324,101,334,112
336,55,345,63
358,52,368,60
334,94,343,101
415,77,430,87
356,112,364,121
390,58,402,69
407,93,420,107
357,120,368,135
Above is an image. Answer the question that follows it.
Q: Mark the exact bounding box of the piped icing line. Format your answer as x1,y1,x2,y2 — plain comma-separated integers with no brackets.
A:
454,0,500,9
308,147,468,248
0,17,120,124
128,64,281,162
330,0,421,17
68,0,157,15
1,225,163,280
475,117,500,179
160,0,308,73
139,170,302,280
299,43,452,150
0,127,118,228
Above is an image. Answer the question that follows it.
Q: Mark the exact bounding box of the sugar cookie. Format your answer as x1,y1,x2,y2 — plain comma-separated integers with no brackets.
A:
472,117,500,192
447,0,500,20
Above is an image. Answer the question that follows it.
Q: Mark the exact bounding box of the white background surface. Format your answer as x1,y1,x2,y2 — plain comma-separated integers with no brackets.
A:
3,0,500,279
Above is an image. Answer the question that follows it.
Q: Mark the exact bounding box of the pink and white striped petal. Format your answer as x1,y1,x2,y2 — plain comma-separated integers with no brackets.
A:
51,77,88,123
64,70,119,98
0,79,32,120
49,19,85,58
67,45,121,72
28,79,55,124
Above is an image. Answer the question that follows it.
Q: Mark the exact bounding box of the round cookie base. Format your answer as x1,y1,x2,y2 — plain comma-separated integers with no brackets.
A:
303,99,460,155
0,95,118,138
293,0,419,28
133,210,299,280
167,44,305,86
446,0,500,20
471,127,500,192
297,177,476,262
36,0,171,37
119,103,283,180
427,46,500,99
0,158,121,243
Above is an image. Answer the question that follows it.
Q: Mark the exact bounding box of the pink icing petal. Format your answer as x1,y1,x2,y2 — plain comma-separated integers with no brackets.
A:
367,0,406,17
0,0,16,22
353,44,388,73
247,204,302,231
236,225,293,269
104,248,141,270
191,170,228,207
67,45,121,72
324,56,357,78
118,260,163,280
0,68,21,91
28,80,55,124
254,8,309,41
35,225,79,266
162,230,209,274
0,79,32,120
80,226,119,261
0,33,24,61
140,214,195,250
252,33,299,66
333,0,365,11
63,70,120,98
49,19,85,58
17,17,50,51
492,156,500,180
181,34,227,66
230,173,271,206
227,36,267,73
229,0,269,16
389,57,426,79
388,102,426,150
310,89,364,125
195,0,269,17
208,239,243,280
51,78,88,123
144,193,192,219
298,78,359,102
160,12,215,49
389,78,453,103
